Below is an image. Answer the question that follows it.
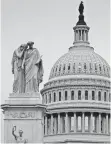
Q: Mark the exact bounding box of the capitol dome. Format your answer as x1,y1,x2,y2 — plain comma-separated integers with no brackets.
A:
41,2,110,144
49,46,110,80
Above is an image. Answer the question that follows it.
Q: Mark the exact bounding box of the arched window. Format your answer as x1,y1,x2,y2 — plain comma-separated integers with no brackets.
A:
73,63,75,72
46,94,47,104
68,64,70,70
84,63,86,70
54,92,56,102
104,92,106,101
92,91,95,100
49,93,51,103
99,64,101,72
59,65,61,72
63,65,65,71
78,90,81,100
89,63,92,72
103,65,105,73
85,90,88,100
98,91,101,101
65,91,67,100
71,91,74,100
59,92,61,101
95,63,97,71
56,66,58,72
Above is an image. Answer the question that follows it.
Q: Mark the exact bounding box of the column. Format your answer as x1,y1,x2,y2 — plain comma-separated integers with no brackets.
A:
82,89,84,100
75,89,78,100
89,89,92,101
68,89,71,100
73,112,76,132
58,113,61,134
90,112,93,133
77,30,79,41
61,89,64,101
103,116,106,133
82,112,85,133
51,91,53,103
65,112,68,133
80,30,82,40
51,114,53,135
98,113,101,133
106,114,108,134
75,30,76,41
45,116,47,135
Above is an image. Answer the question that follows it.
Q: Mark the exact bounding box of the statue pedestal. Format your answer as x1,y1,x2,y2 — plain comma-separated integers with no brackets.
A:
1,92,46,143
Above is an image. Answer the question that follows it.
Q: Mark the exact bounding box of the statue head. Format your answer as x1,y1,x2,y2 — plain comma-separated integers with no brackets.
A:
20,44,28,51
27,41,34,49
19,129,23,137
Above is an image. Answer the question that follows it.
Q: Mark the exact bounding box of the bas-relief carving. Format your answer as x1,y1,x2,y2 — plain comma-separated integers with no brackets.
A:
12,41,44,94
5,111,35,119
12,126,28,143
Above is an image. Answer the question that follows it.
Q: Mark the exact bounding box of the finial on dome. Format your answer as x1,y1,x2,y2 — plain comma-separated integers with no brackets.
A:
79,1,84,15
76,1,86,25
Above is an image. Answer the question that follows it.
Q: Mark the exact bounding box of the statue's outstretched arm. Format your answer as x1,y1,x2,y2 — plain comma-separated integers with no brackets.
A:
12,126,17,140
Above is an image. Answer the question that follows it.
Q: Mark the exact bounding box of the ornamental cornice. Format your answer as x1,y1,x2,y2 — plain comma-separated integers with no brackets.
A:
41,78,110,93
46,101,110,111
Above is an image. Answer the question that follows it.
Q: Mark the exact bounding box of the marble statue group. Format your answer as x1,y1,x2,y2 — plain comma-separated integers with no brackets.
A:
12,41,44,93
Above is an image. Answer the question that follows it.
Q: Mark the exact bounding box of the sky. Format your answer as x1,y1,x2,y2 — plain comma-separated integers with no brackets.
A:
0,0,110,142
1,0,110,104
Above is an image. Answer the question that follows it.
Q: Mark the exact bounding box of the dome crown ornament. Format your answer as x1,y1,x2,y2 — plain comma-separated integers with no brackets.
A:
76,1,86,25
79,1,84,15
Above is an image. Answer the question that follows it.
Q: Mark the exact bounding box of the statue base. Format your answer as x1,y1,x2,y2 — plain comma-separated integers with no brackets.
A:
1,92,46,143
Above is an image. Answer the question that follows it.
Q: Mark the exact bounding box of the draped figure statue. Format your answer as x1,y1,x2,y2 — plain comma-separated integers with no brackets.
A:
23,41,44,92
12,44,27,93
12,41,44,93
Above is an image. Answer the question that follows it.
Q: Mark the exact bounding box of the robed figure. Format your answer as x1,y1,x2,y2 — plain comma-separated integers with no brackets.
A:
12,41,44,93
12,44,27,93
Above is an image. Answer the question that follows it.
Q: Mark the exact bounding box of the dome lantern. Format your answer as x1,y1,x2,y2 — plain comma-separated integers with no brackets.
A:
73,1,90,47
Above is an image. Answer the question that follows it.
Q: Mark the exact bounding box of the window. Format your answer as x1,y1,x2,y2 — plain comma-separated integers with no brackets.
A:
65,91,67,100
95,63,97,71
92,91,95,100
89,63,92,72
78,90,81,100
85,90,88,100
104,92,106,101
46,94,47,104
54,92,56,102
99,64,101,72
71,91,74,100
63,65,65,71
59,65,61,72
98,91,101,101
59,92,61,101
68,64,70,70
49,94,51,103
84,63,86,70
73,63,75,72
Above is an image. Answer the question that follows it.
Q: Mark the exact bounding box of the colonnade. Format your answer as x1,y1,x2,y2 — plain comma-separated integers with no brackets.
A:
44,112,110,136
74,29,88,42
43,88,110,104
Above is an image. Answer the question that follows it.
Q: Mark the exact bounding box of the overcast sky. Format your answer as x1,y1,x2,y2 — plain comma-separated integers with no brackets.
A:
1,0,110,102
